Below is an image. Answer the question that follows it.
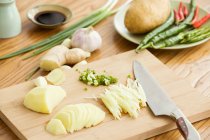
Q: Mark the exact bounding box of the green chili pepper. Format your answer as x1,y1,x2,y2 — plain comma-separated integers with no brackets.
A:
136,11,175,51
152,33,185,49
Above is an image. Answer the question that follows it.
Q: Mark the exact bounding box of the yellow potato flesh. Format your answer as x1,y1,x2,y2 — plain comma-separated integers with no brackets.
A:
61,105,80,132
85,104,94,128
46,119,67,135
24,87,49,113
54,112,71,132
46,85,66,113
47,103,105,135
23,85,66,114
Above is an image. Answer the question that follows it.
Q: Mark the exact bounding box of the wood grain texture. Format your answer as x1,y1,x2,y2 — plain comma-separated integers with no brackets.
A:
0,0,209,139
0,50,210,140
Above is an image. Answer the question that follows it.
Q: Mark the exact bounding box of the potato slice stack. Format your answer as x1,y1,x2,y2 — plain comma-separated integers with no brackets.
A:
101,78,147,119
46,103,105,135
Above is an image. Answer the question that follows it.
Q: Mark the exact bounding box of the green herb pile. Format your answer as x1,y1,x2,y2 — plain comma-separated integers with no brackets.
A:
79,69,118,86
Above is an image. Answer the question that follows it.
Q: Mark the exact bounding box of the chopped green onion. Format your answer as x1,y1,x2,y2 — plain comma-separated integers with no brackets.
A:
127,74,131,78
83,87,88,91
79,69,118,86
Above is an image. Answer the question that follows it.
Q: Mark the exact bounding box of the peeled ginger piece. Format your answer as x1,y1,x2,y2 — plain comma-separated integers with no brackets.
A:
46,68,66,85
46,119,67,135
46,103,105,135
40,46,90,71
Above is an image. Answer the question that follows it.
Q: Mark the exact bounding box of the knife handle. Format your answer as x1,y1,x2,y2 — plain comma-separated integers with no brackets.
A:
171,109,201,140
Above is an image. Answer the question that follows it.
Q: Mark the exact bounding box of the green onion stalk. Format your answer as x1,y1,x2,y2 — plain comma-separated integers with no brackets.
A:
0,0,118,60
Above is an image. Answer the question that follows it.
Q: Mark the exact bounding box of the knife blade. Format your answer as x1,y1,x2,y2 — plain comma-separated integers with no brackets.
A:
133,60,200,140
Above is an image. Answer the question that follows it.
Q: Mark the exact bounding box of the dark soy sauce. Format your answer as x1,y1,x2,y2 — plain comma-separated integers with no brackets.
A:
35,11,66,25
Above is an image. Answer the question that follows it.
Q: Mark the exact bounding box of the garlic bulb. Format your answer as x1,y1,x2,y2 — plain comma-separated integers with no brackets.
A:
71,27,102,52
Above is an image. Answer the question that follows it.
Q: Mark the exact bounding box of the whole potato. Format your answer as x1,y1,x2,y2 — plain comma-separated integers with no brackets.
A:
124,0,171,34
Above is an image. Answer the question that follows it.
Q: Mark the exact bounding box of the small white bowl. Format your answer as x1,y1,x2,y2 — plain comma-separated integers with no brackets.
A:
27,4,72,29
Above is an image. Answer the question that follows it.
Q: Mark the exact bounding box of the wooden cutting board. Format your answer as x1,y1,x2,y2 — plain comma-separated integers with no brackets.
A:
0,50,209,140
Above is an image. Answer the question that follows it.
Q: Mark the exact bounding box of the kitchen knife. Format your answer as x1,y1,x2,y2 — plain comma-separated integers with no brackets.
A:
133,60,200,140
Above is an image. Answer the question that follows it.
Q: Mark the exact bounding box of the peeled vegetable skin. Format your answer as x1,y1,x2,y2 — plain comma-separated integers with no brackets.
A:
124,0,171,34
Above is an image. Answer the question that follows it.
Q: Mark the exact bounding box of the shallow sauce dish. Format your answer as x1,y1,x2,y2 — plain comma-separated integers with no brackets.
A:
114,1,210,50
27,4,72,29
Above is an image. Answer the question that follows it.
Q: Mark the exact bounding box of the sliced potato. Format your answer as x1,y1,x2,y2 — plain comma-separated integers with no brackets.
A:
46,119,67,135
91,105,105,126
47,103,105,135
67,111,75,133
77,104,87,130
86,104,96,128
89,105,98,126
64,105,81,131
54,112,71,132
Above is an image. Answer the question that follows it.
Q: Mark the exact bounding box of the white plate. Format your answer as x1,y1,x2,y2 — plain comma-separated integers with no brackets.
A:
114,1,210,50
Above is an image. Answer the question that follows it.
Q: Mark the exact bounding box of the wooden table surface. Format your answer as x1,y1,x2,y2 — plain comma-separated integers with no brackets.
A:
0,0,209,139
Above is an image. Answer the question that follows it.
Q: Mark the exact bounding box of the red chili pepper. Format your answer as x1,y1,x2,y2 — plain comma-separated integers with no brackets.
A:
191,6,199,24
183,5,188,17
193,14,210,28
174,9,180,24
178,2,185,21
